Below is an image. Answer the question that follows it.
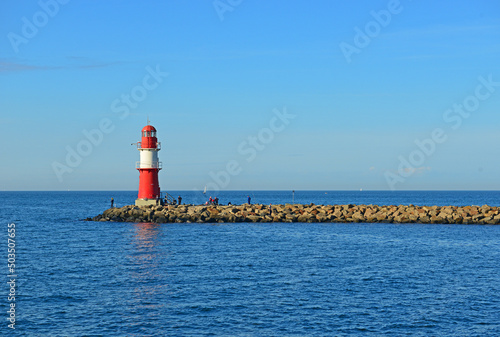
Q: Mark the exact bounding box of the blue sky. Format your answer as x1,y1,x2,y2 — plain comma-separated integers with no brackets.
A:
1,0,499,191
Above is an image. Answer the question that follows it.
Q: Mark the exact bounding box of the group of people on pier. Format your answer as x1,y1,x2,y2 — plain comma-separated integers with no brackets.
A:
162,195,182,205
110,195,263,208
207,196,219,205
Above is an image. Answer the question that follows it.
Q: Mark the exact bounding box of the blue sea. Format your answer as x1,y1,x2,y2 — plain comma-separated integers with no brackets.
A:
2,190,500,336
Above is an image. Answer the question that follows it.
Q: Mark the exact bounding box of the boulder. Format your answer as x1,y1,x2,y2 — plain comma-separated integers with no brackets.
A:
419,215,430,223
430,216,444,224
297,214,308,222
247,215,261,223
352,212,365,222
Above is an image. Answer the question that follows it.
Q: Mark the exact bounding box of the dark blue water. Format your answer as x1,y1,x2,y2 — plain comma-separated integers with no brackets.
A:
2,191,500,336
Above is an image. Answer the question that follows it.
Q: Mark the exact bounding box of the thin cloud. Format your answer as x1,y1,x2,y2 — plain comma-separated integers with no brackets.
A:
382,24,500,61
0,58,120,73
76,61,121,69
65,56,122,69
402,166,431,175
384,166,431,176
0,61,51,73
383,24,500,39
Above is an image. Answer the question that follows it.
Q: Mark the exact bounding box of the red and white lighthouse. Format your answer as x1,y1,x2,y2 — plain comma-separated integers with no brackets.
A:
135,124,162,206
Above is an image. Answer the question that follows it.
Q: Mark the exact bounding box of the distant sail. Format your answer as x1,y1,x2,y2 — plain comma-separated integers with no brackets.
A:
203,186,207,194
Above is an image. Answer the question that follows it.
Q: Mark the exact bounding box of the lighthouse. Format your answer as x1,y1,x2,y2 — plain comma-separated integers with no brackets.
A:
135,124,162,206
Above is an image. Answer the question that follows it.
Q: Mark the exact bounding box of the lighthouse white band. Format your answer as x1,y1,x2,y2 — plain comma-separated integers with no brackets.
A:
137,148,162,169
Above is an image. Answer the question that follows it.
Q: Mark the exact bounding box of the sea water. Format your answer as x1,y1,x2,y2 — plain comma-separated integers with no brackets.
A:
1,191,499,336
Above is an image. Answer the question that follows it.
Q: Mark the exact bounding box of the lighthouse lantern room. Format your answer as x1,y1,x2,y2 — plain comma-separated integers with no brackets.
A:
135,124,162,206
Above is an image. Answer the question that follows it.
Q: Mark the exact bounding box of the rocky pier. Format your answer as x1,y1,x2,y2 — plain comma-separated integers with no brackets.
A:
87,204,500,224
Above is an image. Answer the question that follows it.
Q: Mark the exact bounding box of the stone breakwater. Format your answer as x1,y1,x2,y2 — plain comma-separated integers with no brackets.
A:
87,204,500,224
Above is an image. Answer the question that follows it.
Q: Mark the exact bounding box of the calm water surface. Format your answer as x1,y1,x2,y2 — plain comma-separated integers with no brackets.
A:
1,191,499,336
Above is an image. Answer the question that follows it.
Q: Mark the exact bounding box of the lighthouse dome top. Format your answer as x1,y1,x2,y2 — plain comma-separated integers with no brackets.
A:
142,125,157,133
141,125,157,138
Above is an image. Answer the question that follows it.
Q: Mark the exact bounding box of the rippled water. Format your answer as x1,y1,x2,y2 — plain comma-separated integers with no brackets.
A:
2,191,500,336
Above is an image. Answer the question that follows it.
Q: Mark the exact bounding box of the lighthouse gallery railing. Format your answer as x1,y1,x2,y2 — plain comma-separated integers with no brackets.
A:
136,162,163,169
136,142,161,150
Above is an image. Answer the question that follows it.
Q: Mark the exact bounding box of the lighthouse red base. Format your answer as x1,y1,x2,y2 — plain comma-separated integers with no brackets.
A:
137,168,161,200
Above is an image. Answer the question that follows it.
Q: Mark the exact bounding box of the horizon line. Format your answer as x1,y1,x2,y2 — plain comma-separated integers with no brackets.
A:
2,189,500,192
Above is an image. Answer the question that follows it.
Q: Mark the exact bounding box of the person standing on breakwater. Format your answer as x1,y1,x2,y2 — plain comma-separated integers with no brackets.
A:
178,196,182,205
111,198,114,208
248,196,251,204
269,204,272,216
